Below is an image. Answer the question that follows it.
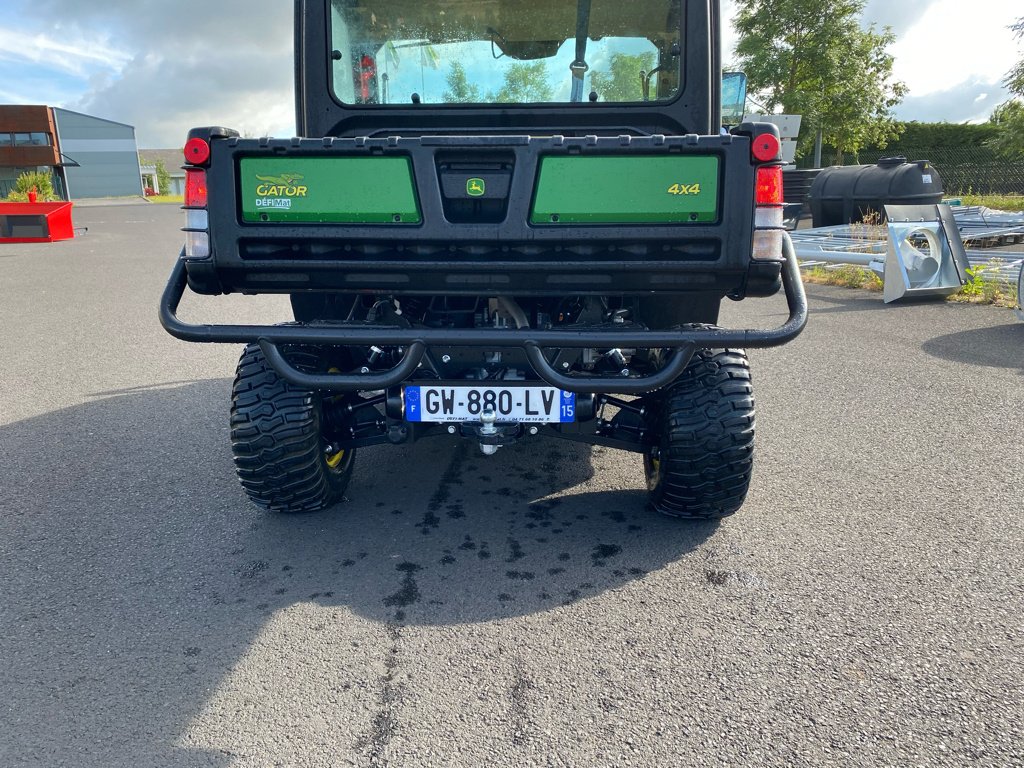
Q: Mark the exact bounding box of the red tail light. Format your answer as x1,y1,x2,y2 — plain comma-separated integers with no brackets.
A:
183,167,210,258
756,166,784,206
753,165,785,261
184,137,211,166
184,169,208,208
751,133,781,163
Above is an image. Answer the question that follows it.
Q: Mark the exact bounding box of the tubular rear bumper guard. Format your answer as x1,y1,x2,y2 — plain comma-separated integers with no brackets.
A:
160,235,807,395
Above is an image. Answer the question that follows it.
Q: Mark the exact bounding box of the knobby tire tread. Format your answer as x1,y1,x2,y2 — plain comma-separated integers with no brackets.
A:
650,345,754,520
230,343,352,513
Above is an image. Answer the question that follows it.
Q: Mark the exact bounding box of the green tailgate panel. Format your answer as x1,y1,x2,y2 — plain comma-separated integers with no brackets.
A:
531,155,720,224
239,156,420,224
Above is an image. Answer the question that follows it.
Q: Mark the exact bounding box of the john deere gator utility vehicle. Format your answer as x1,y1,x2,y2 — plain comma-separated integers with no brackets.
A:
160,0,807,518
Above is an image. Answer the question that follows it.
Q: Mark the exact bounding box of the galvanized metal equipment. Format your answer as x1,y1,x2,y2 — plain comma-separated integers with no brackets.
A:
791,203,1024,307
1018,260,1024,322
952,206,1024,320
881,205,970,303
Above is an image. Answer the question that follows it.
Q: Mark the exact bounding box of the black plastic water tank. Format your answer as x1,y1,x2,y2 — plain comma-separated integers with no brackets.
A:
781,168,822,228
783,168,822,208
808,157,943,227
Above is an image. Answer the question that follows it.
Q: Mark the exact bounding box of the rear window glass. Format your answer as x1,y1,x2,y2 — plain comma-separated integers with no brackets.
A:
329,0,683,105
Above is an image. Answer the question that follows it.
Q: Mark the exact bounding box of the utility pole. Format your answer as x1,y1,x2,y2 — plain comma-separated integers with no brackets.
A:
813,127,823,168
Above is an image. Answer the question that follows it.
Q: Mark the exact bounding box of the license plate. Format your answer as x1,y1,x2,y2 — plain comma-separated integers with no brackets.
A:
404,385,575,423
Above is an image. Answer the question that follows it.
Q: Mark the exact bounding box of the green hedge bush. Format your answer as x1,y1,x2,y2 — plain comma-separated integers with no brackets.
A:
5,171,59,202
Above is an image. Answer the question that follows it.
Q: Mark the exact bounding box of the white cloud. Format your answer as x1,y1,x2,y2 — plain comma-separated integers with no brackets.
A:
4,0,294,147
859,0,937,35
887,0,1019,99
895,77,1009,123
0,88,35,104
721,0,740,62
0,28,130,78
75,51,296,147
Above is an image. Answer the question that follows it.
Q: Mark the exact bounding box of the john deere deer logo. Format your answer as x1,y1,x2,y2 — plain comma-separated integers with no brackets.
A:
256,173,303,185
466,178,485,197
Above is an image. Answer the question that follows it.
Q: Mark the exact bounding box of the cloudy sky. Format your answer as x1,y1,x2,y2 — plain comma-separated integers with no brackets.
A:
1,0,1020,148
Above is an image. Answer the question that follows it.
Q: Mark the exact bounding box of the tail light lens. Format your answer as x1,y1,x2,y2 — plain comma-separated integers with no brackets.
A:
752,227,784,260
756,166,783,205
752,165,785,261
183,167,210,259
751,133,781,163
184,169,208,208
184,230,210,259
185,209,208,230
184,137,211,166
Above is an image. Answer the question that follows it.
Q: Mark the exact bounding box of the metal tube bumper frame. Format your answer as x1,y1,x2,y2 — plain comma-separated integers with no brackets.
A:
160,234,807,394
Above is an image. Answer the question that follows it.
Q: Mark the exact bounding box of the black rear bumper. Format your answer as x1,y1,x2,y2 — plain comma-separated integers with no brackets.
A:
160,234,807,394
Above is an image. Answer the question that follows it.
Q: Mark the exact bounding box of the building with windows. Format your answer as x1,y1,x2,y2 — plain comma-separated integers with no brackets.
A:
139,149,186,197
0,105,60,197
0,105,143,200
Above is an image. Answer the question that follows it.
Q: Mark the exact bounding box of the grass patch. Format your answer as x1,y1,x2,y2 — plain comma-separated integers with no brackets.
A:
947,263,1020,308
803,262,1019,308
953,194,1024,212
147,195,183,204
802,264,883,292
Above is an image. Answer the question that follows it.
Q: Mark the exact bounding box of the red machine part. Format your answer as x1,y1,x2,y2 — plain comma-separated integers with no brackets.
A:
0,201,75,243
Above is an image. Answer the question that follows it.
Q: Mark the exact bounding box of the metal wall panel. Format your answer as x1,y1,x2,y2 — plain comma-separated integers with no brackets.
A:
53,108,142,199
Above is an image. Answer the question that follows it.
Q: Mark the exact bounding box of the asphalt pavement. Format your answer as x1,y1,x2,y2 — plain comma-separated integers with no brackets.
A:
1,204,1022,767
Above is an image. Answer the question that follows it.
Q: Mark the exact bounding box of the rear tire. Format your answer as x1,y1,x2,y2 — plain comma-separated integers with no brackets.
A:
645,347,754,519
230,344,355,513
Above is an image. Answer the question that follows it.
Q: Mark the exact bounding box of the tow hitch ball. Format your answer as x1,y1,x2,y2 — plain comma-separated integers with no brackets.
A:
450,408,542,456
479,408,499,456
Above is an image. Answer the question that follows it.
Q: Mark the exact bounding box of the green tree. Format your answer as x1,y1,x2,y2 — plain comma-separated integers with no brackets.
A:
734,0,906,162
5,170,58,202
590,52,656,102
1007,17,1024,96
492,61,553,103
155,160,172,195
988,17,1024,159
988,100,1024,159
443,61,482,103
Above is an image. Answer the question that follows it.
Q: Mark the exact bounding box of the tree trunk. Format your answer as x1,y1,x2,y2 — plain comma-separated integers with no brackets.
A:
831,137,845,166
